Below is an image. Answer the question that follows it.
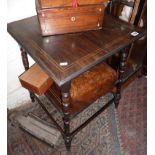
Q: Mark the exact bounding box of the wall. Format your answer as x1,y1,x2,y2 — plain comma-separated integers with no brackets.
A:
7,0,36,109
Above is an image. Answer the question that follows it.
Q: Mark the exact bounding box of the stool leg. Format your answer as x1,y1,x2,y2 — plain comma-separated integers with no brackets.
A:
20,47,35,102
61,83,72,152
114,48,128,108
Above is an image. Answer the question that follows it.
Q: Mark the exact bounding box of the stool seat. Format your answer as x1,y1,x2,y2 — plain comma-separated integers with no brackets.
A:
70,63,117,109
46,63,117,115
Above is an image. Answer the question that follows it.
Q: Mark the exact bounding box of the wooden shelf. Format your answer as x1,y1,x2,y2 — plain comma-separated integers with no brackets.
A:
45,83,115,118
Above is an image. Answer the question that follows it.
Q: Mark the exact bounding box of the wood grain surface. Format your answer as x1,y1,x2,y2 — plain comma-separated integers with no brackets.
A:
7,15,146,86
36,3,105,36
38,0,108,9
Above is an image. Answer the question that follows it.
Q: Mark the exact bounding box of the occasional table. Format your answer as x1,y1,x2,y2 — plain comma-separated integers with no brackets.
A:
7,15,146,151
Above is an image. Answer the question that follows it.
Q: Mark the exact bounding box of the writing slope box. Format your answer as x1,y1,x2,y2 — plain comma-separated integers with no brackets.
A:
19,64,53,96
36,0,109,36
38,0,109,8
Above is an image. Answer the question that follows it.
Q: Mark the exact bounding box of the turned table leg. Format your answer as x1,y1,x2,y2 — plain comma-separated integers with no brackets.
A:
61,83,72,152
114,47,128,108
20,47,35,102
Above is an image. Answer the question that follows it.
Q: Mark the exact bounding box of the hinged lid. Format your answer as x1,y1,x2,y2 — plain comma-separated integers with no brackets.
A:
38,0,109,9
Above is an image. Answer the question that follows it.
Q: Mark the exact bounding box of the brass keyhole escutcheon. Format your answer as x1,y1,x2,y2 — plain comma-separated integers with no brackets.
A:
71,16,76,22
99,8,102,12
97,23,100,27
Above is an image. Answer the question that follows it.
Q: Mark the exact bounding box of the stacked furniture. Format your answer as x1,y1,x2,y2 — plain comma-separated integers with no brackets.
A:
7,0,146,151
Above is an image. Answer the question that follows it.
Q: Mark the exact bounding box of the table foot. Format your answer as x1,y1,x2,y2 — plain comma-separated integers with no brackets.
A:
64,136,72,152
30,91,35,102
114,93,121,108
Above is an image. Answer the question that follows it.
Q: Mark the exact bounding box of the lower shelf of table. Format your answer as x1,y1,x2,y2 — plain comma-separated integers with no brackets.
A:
34,94,114,137
44,63,142,118
44,83,115,118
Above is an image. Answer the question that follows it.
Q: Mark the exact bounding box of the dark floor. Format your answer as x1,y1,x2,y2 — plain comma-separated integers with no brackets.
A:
7,76,147,155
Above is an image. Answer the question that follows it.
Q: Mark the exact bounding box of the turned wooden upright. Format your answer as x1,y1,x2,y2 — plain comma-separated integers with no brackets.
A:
20,47,35,102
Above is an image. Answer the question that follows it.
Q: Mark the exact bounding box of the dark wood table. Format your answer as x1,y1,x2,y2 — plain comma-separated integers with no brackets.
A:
7,15,146,151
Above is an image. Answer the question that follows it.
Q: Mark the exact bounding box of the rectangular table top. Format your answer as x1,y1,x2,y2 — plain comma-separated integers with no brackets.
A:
7,15,146,86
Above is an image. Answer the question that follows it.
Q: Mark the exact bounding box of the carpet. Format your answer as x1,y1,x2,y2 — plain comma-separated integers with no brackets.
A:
8,93,124,155
117,76,147,155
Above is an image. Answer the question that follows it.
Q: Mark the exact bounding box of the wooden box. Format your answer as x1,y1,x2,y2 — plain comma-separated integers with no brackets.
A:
19,64,53,96
36,0,109,36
